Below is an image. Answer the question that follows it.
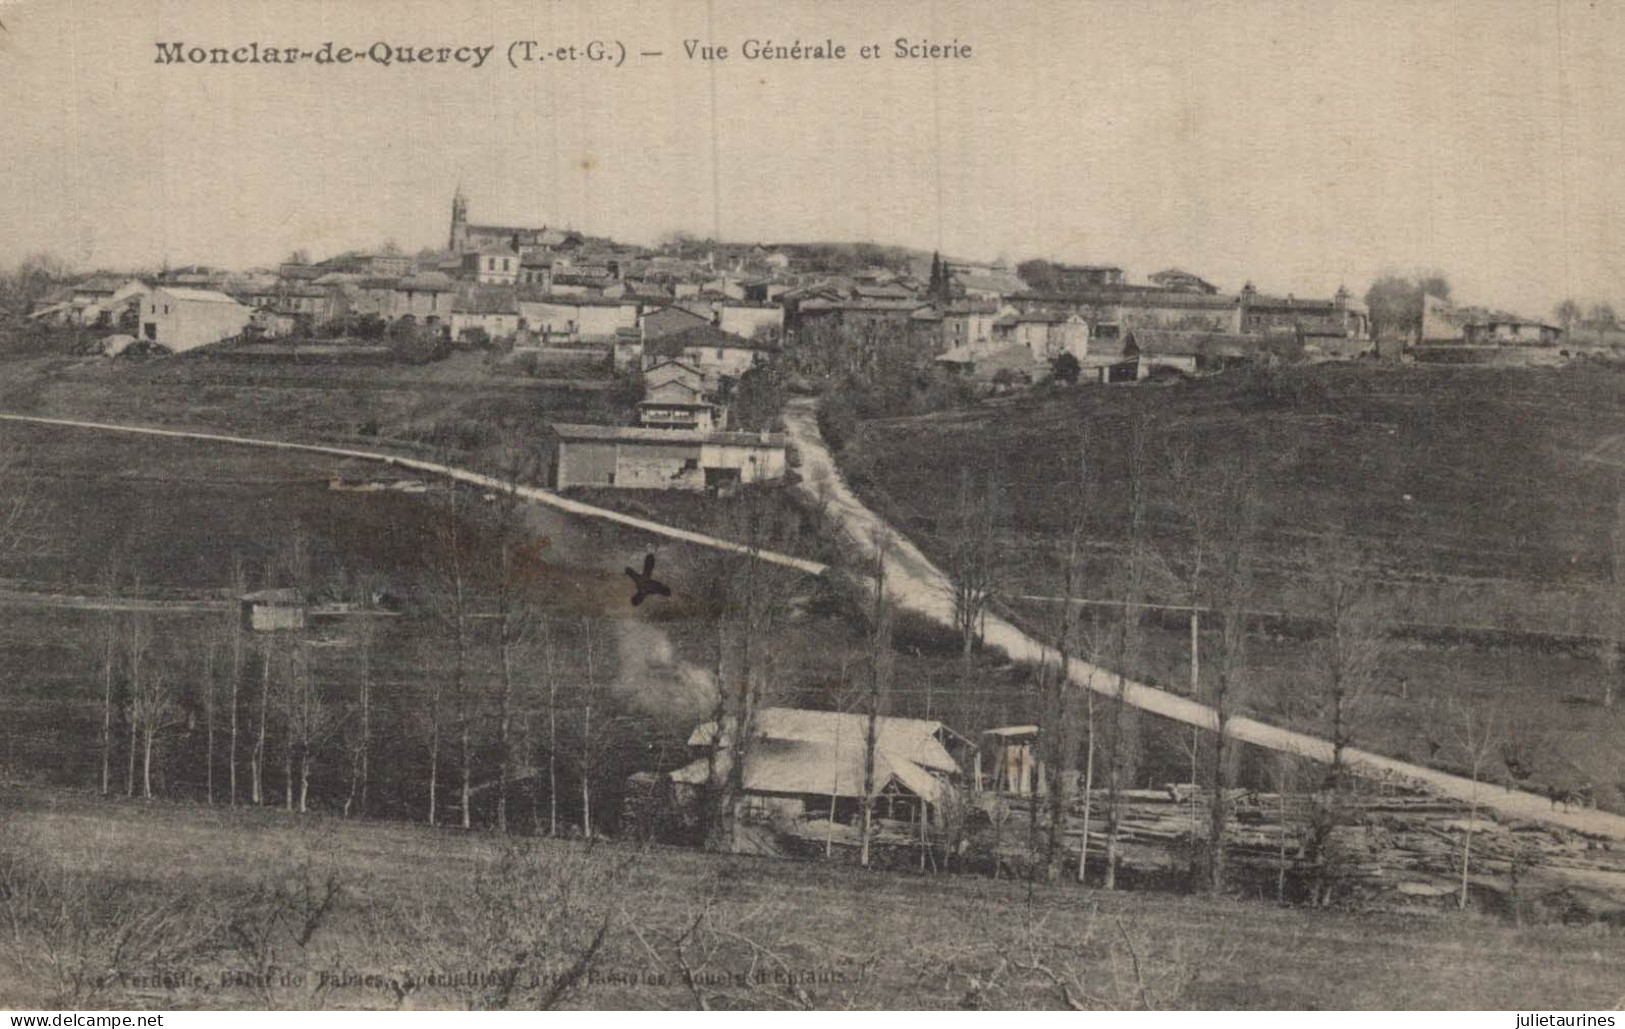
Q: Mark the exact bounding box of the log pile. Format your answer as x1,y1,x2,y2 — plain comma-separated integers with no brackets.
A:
983,779,1625,912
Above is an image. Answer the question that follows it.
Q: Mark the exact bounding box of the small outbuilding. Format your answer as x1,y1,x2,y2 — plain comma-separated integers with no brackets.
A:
544,422,786,491
240,588,307,632
979,725,1047,796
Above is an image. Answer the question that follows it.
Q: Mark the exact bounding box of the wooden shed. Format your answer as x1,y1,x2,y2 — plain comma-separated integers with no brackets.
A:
241,588,307,632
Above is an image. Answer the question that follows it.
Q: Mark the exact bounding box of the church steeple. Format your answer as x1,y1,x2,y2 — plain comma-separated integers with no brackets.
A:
448,184,469,252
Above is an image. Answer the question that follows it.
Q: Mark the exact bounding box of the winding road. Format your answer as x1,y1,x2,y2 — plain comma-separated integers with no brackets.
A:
781,398,1625,841
0,413,826,576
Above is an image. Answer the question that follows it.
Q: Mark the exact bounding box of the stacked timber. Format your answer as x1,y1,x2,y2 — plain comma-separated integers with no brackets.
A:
983,780,1625,912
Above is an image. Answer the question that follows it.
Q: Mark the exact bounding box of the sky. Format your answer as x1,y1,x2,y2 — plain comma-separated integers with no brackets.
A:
2,0,1622,316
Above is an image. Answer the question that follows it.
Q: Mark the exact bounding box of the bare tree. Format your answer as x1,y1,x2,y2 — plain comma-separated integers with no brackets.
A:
250,634,272,805
575,615,609,838
944,469,1002,714
1202,454,1259,894
228,554,248,806
130,645,181,800
1554,298,1583,338
123,611,155,798
538,616,561,836
1043,433,1091,882
1441,683,1505,911
860,529,895,868
342,581,377,819
201,625,220,805
1606,486,1625,710
278,638,338,814
280,641,296,812
1306,536,1388,785
424,479,476,828
1104,416,1152,890
256,528,312,807
1075,623,1112,884
696,489,799,852
489,437,541,833
0,452,46,568
1270,752,1302,903
1163,438,1212,875
96,555,123,797
1282,535,1390,902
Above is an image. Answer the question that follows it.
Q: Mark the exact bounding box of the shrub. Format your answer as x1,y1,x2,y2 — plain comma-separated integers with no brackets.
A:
1051,351,1082,384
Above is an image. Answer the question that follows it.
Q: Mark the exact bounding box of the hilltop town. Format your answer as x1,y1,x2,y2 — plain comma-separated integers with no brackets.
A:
5,188,1625,1010
17,187,1625,496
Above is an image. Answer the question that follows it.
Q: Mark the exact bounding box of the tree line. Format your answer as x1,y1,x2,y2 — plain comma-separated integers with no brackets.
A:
83,453,662,838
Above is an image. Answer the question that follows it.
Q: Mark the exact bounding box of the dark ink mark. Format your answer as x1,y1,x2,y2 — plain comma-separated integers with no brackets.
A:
625,552,671,607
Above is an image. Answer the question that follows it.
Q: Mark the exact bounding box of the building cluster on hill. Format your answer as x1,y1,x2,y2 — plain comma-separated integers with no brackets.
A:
27,184,1585,390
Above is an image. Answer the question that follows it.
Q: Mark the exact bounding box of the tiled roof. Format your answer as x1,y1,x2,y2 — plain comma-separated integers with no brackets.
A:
157,287,247,305
645,323,775,355
1016,288,1238,311
395,273,458,292
453,286,518,315
516,290,640,307
1125,329,1296,357
550,422,785,446
686,707,956,772
1246,294,1339,313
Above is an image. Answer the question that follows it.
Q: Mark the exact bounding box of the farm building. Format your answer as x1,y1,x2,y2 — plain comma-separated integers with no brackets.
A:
449,286,521,341
240,588,307,632
934,343,1046,384
641,323,777,391
669,707,965,825
543,422,785,490
30,277,148,328
1120,329,1303,376
978,726,1047,796
636,360,721,432
990,308,1090,362
1464,319,1563,347
1238,283,1370,342
713,302,784,341
1077,337,1143,383
517,294,640,343
137,286,252,353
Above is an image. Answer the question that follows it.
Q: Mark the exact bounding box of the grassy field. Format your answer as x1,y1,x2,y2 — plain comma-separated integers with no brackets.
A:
2,783,1621,1011
0,349,635,468
846,363,1625,808
852,362,1625,593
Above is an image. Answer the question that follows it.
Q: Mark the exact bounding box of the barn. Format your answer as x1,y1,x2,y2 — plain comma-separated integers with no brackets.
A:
669,707,965,825
138,286,252,353
543,422,786,491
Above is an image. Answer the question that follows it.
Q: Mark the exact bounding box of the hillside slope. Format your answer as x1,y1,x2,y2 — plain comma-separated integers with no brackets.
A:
841,364,1625,809
3,785,1622,1011
853,363,1625,594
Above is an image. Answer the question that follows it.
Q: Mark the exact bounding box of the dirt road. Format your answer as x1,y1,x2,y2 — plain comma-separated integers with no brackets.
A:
0,412,827,578
782,398,1625,840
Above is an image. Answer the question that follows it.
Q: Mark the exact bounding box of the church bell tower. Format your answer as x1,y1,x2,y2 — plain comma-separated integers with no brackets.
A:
448,185,469,252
